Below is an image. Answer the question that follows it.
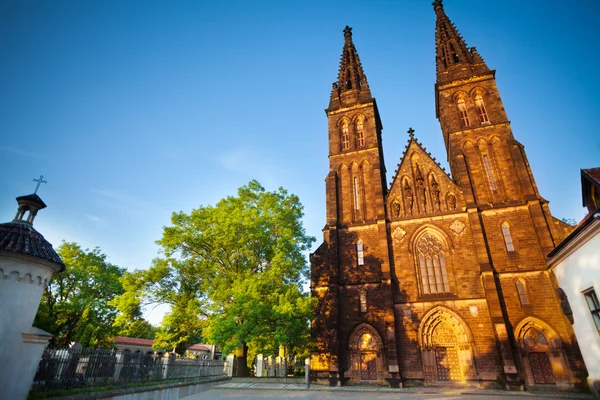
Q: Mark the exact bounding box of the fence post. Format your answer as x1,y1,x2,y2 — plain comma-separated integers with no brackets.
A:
113,351,123,382
305,358,310,389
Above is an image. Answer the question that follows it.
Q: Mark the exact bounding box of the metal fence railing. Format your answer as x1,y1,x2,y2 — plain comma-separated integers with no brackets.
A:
31,347,225,393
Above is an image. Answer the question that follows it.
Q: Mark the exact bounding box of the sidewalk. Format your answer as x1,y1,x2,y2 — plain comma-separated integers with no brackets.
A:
211,382,594,399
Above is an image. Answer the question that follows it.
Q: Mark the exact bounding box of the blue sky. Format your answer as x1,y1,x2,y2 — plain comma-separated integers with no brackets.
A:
1,1,598,324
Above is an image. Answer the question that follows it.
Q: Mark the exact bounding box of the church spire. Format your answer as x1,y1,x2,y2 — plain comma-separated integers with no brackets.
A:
328,26,373,111
433,0,489,83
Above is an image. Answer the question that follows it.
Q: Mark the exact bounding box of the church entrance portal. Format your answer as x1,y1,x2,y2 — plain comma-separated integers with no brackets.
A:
419,307,476,383
349,324,384,384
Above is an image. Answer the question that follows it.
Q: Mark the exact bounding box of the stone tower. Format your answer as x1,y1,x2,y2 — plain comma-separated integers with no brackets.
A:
0,193,64,399
311,1,585,390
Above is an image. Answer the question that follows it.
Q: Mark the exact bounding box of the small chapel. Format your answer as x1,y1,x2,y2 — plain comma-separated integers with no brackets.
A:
310,0,587,389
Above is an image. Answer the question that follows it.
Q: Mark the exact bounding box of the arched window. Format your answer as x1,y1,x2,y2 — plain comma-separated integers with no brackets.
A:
516,279,529,305
357,240,364,266
501,222,515,252
341,123,349,150
356,119,365,147
457,98,470,127
416,234,450,294
483,154,497,191
474,94,490,124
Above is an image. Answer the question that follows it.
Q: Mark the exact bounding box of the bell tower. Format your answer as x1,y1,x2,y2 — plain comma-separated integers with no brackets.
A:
433,0,546,211
326,26,387,226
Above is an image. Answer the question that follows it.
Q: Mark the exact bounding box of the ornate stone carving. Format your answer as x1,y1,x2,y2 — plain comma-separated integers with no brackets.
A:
0,267,49,286
415,165,426,213
448,194,457,210
391,200,401,218
431,175,441,211
404,181,413,215
393,226,407,241
449,219,465,235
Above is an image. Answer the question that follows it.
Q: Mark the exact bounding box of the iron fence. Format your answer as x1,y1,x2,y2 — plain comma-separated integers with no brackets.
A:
31,347,225,392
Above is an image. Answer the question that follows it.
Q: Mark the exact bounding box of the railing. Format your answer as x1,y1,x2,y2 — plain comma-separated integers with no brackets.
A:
31,347,225,393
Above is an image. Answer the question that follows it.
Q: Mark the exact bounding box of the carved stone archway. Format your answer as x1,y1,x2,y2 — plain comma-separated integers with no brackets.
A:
418,306,476,382
514,318,570,386
348,323,385,384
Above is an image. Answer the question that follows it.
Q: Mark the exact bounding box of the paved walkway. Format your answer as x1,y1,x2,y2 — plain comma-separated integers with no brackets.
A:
185,382,594,400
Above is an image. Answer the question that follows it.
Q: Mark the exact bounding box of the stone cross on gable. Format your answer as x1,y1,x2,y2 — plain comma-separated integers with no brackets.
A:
408,127,415,138
33,175,47,194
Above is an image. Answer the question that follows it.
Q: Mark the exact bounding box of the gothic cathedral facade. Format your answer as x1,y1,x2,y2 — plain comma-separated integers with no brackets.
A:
310,1,586,389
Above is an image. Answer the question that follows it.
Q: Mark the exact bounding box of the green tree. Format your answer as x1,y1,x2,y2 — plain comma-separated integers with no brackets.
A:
125,180,315,373
110,271,158,340
34,242,125,347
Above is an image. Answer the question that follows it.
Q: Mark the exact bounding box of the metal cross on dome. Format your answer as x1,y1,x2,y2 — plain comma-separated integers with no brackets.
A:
33,175,47,194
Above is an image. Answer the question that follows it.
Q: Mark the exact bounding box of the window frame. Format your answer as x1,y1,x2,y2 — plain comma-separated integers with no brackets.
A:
457,97,470,127
357,240,364,266
516,279,529,305
341,123,350,150
583,288,600,333
474,93,490,124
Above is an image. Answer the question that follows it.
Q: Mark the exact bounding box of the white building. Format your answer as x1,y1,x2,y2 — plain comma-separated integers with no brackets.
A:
548,168,600,399
0,193,65,400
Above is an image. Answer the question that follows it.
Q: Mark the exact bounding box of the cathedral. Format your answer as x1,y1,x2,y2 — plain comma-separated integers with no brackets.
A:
310,0,586,389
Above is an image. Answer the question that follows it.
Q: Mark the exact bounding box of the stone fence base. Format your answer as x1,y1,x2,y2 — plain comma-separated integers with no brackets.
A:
49,376,230,400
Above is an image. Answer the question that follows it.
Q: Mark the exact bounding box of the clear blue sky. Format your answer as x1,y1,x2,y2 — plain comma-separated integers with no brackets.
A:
1,1,598,324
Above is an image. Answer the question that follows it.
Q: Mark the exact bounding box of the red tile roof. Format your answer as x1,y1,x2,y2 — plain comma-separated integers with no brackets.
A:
188,344,210,351
114,336,155,347
583,167,600,184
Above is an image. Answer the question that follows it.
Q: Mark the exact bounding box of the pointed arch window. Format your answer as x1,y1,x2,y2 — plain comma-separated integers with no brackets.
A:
474,94,490,124
353,177,360,212
483,155,497,191
357,240,364,266
457,98,470,127
501,222,515,252
417,234,451,295
516,279,529,305
356,119,365,147
341,123,349,150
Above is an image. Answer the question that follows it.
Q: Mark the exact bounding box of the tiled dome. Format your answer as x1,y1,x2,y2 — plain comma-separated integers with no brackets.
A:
0,222,64,270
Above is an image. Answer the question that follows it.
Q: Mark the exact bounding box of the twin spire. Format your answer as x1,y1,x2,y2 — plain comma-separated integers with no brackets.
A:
433,0,489,82
328,26,373,111
329,1,490,108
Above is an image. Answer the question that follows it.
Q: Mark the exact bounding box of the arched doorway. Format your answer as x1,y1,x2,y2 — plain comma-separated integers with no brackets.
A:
348,323,384,384
515,318,569,386
419,307,476,382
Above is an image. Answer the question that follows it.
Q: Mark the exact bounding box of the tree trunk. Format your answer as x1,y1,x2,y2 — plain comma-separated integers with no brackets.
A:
232,343,250,377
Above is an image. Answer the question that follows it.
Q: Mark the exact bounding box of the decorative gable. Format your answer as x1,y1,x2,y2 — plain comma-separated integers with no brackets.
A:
387,131,463,219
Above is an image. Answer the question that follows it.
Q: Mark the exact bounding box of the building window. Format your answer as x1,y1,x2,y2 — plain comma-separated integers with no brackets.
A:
417,234,450,294
341,123,349,150
483,155,497,191
457,98,470,127
357,240,364,266
354,177,360,211
583,288,600,333
516,279,529,305
356,119,365,147
474,94,490,124
501,222,515,252
359,289,367,312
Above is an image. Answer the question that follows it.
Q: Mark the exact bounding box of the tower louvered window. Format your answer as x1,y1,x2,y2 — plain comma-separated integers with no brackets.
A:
341,124,349,150
353,177,360,211
474,94,490,124
417,234,450,295
457,98,470,127
356,119,365,147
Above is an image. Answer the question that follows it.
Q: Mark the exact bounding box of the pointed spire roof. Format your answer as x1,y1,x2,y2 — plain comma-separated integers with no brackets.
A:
433,0,490,83
328,26,373,111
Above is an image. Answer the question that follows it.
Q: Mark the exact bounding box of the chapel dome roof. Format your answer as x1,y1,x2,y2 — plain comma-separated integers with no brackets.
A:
0,222,65,270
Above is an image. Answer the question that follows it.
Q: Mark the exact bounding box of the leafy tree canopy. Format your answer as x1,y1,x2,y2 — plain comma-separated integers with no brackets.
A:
35,242,125,347
115,180,315,368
